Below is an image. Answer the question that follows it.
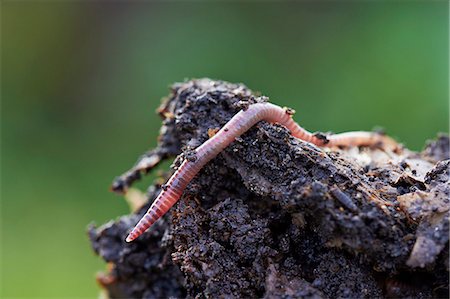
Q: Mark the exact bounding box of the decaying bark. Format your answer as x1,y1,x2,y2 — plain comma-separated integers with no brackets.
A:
89,79,449,299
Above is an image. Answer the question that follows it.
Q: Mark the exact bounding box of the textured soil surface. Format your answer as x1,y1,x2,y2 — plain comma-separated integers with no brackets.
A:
89,79,449,299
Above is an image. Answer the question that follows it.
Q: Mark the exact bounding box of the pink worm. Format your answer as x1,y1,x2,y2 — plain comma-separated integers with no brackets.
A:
126,102,395,242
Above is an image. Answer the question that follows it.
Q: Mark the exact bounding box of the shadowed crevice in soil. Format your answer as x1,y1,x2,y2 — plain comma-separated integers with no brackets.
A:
89,79,449,299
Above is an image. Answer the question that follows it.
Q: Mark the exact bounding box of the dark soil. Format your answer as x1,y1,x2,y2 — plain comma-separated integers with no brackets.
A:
89,79,449,299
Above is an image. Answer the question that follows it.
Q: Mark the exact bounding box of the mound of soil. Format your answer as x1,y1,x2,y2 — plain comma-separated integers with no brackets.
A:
89,79,449,298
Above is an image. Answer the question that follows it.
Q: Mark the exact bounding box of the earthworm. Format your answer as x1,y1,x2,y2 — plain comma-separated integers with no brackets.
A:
126,102,396,242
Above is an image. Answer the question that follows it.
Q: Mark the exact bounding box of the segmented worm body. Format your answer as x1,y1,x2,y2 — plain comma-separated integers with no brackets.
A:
126,102,396,242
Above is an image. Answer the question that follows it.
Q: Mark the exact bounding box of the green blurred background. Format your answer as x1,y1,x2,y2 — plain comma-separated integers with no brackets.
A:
1,2,448,298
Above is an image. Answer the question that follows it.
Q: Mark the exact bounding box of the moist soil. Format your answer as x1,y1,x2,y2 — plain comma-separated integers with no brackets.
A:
89,79,449,299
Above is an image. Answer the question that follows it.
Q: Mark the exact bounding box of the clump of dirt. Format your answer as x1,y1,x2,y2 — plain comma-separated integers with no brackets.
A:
89,79,449,298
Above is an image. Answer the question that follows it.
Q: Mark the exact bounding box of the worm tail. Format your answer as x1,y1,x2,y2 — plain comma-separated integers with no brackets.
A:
125,160,198,242
327,131,398,148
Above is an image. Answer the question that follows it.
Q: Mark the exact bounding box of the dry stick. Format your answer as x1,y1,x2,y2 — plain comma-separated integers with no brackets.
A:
126,102,397,242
